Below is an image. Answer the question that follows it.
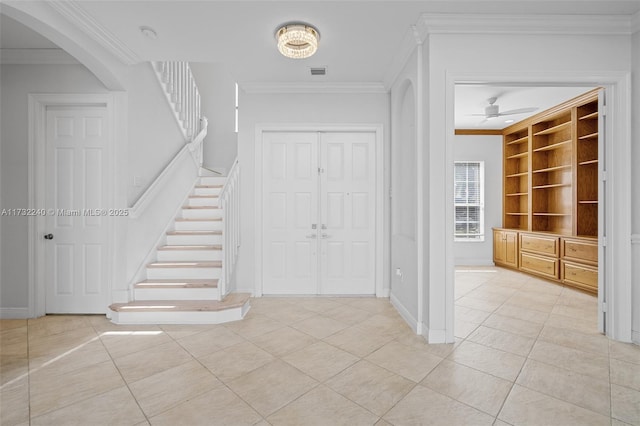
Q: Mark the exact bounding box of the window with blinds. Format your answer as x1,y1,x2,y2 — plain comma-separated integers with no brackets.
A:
454,161,485,241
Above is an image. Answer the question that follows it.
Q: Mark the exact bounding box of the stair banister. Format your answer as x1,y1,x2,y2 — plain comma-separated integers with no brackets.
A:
218,158,241,297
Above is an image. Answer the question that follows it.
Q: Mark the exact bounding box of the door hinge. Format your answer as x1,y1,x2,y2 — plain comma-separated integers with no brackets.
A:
602,171,607,182
602,105,607,117
318,167,324,175
601,302,607,313
602,236,607,247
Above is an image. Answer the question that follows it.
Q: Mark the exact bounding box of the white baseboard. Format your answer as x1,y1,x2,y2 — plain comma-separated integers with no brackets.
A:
632,330,640,345
424,326,447,344
454,259,495,267
390,292,418,333
378,287,391,298
0,307,30,319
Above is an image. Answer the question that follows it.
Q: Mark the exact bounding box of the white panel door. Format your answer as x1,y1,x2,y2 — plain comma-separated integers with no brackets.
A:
320,132,376,294
45,106,110,313
262,131,376,295
262,132,319,294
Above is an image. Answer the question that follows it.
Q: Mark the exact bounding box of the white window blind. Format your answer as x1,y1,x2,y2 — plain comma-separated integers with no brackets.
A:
454,161,485,241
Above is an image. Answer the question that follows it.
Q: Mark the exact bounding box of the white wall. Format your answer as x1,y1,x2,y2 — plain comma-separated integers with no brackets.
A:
453,134,502,266
632,28,640,343
190,63,238,173
0,64,108,312
125,63,185,205
421,32,632,342
236,90,391,295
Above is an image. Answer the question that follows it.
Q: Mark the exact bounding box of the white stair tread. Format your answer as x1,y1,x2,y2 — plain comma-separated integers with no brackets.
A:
183,205,219,209
175,218,222,222
147,261,222,268
189,195,218,199
135,279,218,288
110,293,250,312
195,185,223,188
158,245,222,251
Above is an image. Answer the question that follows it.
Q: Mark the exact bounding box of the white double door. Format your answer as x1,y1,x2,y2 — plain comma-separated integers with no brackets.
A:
262,131,376,295
44,106,110,313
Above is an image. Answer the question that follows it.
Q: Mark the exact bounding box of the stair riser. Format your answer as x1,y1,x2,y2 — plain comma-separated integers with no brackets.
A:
193,188,221,196
174,221,222,231
187,197,219,207
146,267,221,280
109,302,250,325
166,234,222,245
157,250,222,261
199,177,226,186
134,287,220,301
181,209,222,219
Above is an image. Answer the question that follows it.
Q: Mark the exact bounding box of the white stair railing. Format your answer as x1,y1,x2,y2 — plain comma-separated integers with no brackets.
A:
152,61,202,142
218,159,241,298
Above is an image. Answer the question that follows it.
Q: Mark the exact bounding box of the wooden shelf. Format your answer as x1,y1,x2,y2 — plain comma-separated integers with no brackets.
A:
507,151,528,160
532,183,571,189
579,132,598,140
579,200,598,204
533,121,571,136
506,135,529,145
579,159,598,166
532,164,571,174
506,171,528,178
506,212,528,216
580,111,598,120
533,213,570,216
506,192,528,197
533,140,571,152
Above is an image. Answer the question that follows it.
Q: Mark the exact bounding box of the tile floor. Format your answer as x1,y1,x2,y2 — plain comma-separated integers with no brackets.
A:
1,266,639,425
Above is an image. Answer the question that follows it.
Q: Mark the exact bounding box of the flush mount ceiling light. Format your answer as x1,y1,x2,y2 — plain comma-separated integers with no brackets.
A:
275,22,320,59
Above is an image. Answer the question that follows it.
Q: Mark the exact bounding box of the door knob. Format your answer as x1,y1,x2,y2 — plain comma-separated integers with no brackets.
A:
306,234,317,239
321,234,331,239
44,234,54,240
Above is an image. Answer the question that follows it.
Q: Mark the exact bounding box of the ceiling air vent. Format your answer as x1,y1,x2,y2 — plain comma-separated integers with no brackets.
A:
310,67,327,76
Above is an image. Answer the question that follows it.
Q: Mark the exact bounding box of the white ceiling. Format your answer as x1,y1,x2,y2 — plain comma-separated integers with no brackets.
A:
1,1,636,129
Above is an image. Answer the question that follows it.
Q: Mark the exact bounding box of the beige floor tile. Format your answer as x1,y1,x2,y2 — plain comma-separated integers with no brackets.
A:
224,314,285,339
551,303,598,321
324,324,393,357
466,287,513,304
421,360,512,416
366,340,442,382
611,358,640,391
149,386,262,426
516,358,610,416
28,338,110,376
291,315,349,339
226,359,317,417
325,360,415,416
499,384,609,426
360,313,409,335
482,313,543,339
128,360,221,417
503,295,556,314
30,360,125,418
538,325,609,356
0,356,28,386
544,312,599,335
282,341,358,382
176,326,244,358
612,419,634,426
267,385,378,426
199,340,275,382
456,305,492,324
610,340,640,365
0,377,29,426
158,323,216,339
455,295,503,312
113,340,193,383
494,304,549,324
28,327,99,361
0,319,27,331
341,297,394,314
99,328,173,359
31,386,146,426
528,340,610,381
392,329,458,358
322,304,374,325
250,326,318,357
375,420,393,426
611,384,640,426
520,277,563,295
383,385,494,426
259,303,317,324
467,326,535,357
454,319,481,339
28,315,92,339
0,327,28,357
448,340,526,381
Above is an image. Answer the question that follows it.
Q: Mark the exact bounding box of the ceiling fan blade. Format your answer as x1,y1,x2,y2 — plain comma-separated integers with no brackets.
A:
498,107,538,116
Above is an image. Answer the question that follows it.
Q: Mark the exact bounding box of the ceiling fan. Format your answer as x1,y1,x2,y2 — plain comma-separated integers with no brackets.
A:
472,97,538,122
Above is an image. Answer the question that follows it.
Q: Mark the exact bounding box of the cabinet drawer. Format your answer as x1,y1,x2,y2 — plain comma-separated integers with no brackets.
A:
520,234,559,256
561,261,598,293
520,252,559,280
561,238,598,265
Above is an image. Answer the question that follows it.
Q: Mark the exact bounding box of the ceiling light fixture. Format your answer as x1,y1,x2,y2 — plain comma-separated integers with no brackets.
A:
275,22,320,59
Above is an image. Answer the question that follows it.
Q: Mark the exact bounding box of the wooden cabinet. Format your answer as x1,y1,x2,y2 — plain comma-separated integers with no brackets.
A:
493,229,518,268
494,89,600,293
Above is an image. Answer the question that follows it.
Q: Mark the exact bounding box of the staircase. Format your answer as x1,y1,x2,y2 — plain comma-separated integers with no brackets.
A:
109,174,250,324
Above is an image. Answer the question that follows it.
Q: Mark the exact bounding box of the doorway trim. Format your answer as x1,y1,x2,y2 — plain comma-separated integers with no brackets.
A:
27,93,118,317
254,123,385,297
444,71,632,343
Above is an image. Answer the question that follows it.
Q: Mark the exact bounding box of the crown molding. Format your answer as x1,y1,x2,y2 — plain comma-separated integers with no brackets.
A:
417,13,635,37
241,82,387,94
383,25,421,90
0,48,78,65
48,0,141,65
